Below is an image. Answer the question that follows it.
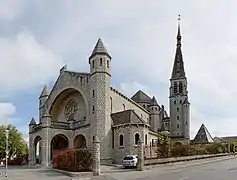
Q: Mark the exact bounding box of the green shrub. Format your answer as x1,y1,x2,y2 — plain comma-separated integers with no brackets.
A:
52,148,92,172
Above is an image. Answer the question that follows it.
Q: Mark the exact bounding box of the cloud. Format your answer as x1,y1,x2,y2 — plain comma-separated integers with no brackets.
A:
0,0,26,21
0,103,16,122
0,28,65,97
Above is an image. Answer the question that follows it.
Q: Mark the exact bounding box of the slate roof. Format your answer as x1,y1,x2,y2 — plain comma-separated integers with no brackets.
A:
171,23,186,79
90,38,110,58
131,90,152,103
150,96,158,106
29,117,36,125
111,109,147,126
193,124,214,144
214,136,237,142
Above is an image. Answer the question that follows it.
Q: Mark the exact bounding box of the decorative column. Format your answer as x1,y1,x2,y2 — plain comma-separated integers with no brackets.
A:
41,110,51,168
137,139,144,171
93,136,100,176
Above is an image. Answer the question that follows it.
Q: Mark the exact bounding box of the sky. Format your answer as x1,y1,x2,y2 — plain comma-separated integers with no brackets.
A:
0,0,237,142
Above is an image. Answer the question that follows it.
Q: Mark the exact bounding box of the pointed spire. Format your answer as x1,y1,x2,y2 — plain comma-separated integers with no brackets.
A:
29,117,36,125
150,96,158,106
89,38,111,59
171,15,186,79
40,84,50,98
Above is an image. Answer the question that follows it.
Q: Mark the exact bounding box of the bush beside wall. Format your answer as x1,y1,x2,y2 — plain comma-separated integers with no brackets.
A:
52,148,92,172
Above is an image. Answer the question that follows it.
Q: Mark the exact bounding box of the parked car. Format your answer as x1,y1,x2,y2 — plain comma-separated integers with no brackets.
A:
122,155,138,168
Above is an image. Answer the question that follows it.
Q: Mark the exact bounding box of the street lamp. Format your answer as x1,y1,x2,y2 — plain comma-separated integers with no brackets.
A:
5,129,9,178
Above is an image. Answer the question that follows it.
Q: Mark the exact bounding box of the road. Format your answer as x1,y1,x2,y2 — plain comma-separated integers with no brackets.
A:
103,156,237,180
0,156,236,180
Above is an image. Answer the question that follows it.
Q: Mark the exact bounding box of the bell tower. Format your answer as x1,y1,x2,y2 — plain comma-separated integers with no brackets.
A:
169,16,191,143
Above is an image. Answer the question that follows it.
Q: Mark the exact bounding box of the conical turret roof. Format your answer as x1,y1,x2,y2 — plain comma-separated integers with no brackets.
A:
29,117,36,125
150,96,158,106
90,38,110,59
40,84,50,97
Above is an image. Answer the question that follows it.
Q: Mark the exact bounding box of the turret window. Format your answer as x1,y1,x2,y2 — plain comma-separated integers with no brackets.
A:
100,58,103,66
174,82,178,94
119,134,124,147
174,100,176,104
177,116,179,120
177,124,180,128
92,60,95,68
177,107,179,112
92,106,95,114
180,100,182,104
92,90,95,98
107,60,109,68
179,83,183,93
135,133,140,145
145,134,148,145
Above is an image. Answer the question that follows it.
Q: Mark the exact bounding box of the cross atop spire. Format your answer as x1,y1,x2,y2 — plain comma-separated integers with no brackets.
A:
177,15,182,47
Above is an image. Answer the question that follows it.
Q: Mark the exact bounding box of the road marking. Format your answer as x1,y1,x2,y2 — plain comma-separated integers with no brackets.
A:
179,177,188,180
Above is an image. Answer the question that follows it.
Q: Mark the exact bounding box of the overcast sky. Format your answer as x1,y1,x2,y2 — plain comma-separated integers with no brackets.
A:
1,0,237,141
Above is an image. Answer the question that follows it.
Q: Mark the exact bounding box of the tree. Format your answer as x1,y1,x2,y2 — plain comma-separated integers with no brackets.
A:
0,124,28,159
156,131,171,158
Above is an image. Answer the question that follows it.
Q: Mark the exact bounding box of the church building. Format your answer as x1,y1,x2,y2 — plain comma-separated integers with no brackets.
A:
28,21,190,167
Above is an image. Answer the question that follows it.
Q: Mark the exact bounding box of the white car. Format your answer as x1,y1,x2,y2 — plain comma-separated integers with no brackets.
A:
122,155,138,168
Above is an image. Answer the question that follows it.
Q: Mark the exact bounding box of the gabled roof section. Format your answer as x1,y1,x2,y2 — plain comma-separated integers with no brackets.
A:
89,38,111,59
39,84,50,98
214,136,237,142
131,90,152,103
193,124,214,144
111,109,147,126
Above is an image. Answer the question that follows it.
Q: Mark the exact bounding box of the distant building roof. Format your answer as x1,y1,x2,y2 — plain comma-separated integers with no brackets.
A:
193,124,214,144
131,90,152,103
214,136,237,142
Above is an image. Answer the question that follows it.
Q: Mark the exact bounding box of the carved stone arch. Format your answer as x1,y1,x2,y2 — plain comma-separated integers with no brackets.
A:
47,85,89,121
73,134,87,149
50,133,69,159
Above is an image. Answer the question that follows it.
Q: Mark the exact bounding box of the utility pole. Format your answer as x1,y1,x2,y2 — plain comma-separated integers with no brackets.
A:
5,129,9,178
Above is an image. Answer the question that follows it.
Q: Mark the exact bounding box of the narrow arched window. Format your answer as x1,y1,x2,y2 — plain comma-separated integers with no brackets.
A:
135,133,140,145
179,82,183,94
92,60,95,68
174,82,178,94
107,60,109,68
119,134,124,147
123,104,125,111
110,97,113,113
145,134,148,145
100,58,102,66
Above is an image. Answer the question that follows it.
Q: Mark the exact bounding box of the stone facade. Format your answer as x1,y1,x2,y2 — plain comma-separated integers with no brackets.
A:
28,23,191,167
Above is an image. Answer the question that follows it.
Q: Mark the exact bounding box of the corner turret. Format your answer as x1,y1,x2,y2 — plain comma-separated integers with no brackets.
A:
89,38,111,76
39,84,50,122
149,96,162,131
29,117,36,133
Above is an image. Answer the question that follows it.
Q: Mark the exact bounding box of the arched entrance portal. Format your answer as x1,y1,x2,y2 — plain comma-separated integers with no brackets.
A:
51,134,69,160
73,134,86,149
33,136,42,164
